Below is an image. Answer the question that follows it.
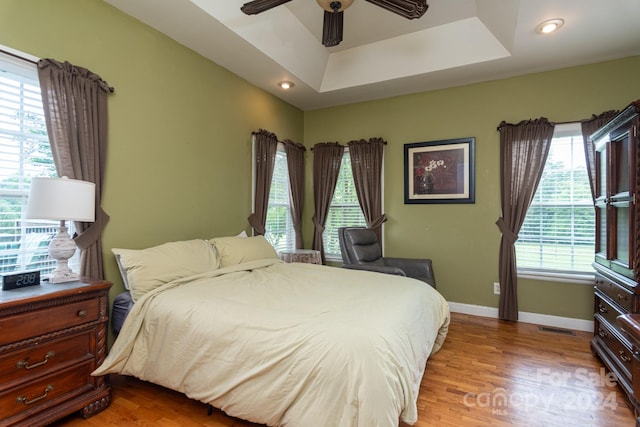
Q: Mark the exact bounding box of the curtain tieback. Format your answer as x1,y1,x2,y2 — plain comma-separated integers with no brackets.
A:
248,213,265,235
73,208,110,250
368,214,387,230
495,217,518,243
312,216,325,234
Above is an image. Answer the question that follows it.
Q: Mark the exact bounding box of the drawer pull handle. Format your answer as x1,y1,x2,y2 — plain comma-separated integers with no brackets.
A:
619,350,631,363
598,328,609,338
77,309,87,318
16,385,53,405
598,304,608,314
617,293,628,301
16,351,55,370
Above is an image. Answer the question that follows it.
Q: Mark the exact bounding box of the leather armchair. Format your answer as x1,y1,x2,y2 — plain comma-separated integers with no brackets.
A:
338,227,436,288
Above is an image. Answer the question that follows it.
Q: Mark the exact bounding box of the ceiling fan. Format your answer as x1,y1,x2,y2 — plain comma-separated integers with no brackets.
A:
241,0,429,47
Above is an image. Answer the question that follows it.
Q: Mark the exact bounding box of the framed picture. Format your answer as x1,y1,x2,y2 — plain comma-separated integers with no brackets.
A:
404,137,475,204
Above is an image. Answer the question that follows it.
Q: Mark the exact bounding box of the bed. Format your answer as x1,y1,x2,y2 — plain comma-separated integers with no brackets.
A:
93,236,450,426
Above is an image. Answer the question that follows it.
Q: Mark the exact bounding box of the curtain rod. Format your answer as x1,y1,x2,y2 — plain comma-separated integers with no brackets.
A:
0,48,38,65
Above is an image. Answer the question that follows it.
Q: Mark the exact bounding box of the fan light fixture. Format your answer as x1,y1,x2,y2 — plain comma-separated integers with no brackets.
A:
278,81,294,89
316,0,354,12
241,0,428,47
536,19,564,34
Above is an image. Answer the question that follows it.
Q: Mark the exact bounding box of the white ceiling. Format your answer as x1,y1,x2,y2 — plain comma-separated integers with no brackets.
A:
104,0,640,111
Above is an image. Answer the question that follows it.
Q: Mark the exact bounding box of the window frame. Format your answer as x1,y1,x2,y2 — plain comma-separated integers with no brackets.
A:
265,143,295,252
322,149,368,262
515,122,595,284
0,47,74,276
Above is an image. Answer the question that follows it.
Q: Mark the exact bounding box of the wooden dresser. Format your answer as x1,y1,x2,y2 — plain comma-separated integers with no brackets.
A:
617,314,640,426
0,279,112,426
590,101,640,415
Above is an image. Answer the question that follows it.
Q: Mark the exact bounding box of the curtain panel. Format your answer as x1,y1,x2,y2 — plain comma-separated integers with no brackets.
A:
37,58,114,280
249,129,278,236
283,140,306,249
495,118,554,321
312,142,345,263
347,137,387,244
581,110,619,201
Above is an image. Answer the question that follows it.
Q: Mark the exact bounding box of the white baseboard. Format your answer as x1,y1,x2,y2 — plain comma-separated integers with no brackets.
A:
447,302,593,332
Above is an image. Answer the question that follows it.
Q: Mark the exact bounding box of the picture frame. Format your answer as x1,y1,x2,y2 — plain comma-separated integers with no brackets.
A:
404,137,475,204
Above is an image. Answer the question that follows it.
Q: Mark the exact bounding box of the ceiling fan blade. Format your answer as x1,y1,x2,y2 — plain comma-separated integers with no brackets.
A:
322,10,344,47
364,0,428,19
241,0,293,15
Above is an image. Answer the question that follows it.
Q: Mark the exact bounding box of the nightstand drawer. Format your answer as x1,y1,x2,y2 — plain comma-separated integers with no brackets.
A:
0,361,93,420
0,298,99,346
0,331,93,390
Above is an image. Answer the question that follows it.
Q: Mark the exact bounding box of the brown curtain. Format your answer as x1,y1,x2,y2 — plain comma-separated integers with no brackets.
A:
283,140,306,249
495,118,554,321
347,137,387,244
249,129,278,235
581,110,619,201
312,142,345,263
37,58,114,280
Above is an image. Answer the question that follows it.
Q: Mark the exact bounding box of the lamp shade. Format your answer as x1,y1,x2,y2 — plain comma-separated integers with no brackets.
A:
26,177,96,222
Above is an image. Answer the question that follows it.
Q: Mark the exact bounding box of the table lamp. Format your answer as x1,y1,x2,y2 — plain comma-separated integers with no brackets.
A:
25,177,96,283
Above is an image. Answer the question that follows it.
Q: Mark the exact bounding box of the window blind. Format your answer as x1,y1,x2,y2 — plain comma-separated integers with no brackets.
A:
516,130,595,274
323,151,366,259
0,53,58,274
264,147,295,252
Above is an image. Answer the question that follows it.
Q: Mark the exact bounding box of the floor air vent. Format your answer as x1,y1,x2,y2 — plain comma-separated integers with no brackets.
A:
539,326,576,335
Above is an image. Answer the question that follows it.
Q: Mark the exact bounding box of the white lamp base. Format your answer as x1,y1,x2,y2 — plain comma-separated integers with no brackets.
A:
48,221,80,284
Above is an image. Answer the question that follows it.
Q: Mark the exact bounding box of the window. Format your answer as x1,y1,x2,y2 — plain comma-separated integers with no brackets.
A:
323,150,366,260
515,123,595,278
264,145,295,252
0,50,60,275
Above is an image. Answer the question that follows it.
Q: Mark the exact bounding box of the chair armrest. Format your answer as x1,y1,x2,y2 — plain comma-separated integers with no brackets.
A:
384,257,436,287
341,263,407,277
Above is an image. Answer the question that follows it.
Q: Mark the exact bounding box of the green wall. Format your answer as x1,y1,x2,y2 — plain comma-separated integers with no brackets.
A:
303,56,640,320
2,0,639,321
0,0,304,303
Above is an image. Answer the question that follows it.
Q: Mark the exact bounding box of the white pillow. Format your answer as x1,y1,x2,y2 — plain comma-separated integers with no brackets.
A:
112,239,219,302
210,235,278,268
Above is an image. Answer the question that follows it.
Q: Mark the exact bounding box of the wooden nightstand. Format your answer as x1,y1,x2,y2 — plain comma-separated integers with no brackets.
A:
279,249,322,265
0,279,112,426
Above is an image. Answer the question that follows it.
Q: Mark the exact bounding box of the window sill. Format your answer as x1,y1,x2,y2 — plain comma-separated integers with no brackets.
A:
324,255,342,264
517,270,595,285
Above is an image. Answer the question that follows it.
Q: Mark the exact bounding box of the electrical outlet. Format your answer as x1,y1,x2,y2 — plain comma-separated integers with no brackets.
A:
493,282,500,295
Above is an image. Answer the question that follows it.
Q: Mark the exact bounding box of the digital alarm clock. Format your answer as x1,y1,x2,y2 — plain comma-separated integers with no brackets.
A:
2,270,41,290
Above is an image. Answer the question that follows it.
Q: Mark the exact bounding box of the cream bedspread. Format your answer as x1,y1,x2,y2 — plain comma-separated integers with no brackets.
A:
94,259,450,426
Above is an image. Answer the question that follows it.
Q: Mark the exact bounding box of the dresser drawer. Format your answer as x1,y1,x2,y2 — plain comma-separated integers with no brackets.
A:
0,361,93,421
595,274,638,313
594,318,633,380
595,293,628,338
0,298,99,347
0,331,93,391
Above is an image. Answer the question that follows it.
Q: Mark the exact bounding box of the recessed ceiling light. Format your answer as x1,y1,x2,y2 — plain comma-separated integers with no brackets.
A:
278,81,295,90
536,19,564,34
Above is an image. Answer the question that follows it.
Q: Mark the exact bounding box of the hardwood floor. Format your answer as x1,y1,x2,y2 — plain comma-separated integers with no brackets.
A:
52,312,635,426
